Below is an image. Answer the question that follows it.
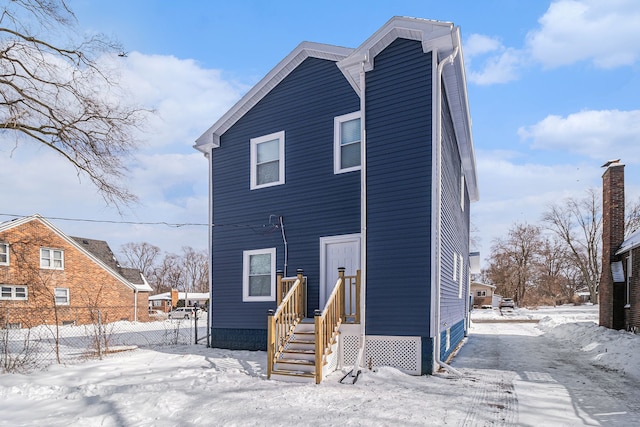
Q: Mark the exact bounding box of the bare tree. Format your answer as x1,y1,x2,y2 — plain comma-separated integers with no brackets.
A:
180,246,208,294
625,196,640,237
486,223,542,306
152,253,183,293
535,237,578,305
119,242,161,279
542,188,601,303
0,0,148,206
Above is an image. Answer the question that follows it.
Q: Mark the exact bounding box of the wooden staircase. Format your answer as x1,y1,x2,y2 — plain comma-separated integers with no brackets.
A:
270,319,319,382
267,268,359,384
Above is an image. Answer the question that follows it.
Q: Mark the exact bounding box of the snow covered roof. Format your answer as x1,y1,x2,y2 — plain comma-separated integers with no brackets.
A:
471,282,496,289
616,228,640,255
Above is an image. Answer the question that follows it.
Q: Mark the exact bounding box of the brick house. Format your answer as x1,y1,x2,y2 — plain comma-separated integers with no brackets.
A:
601,160,640,331
0,214,152,327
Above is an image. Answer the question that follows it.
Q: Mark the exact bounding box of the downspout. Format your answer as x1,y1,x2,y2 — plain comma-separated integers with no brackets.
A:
352,55,368,377
279,216,288,277
434,44,462,376
134,288,138,322
206,149,214,347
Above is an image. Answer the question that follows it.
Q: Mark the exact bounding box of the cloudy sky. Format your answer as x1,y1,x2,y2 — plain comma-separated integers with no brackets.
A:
1,0,639,266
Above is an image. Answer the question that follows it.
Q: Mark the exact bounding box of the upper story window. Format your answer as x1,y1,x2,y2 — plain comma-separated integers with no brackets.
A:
0,243,8,265
1,285,27,301
334,111,361,174
250,131,285,190
242,248,276,302
40,248,64,270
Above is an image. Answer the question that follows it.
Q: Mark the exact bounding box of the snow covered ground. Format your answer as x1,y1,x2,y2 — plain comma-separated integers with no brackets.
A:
1,304,639,426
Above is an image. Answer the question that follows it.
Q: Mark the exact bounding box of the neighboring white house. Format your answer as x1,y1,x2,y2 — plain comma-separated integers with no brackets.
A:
148,290,209,312
470,282,497,308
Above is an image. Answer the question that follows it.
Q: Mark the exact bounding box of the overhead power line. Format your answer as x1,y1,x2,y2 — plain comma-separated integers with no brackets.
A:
0,213,207,228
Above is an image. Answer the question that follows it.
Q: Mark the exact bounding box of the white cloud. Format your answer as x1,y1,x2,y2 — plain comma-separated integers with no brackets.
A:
465,34,502,57
1,52,245,254
526,0,640,68
472,150,602,261
464,33,524,85
116,52,247,151
467,47,522,85
518,110,640,161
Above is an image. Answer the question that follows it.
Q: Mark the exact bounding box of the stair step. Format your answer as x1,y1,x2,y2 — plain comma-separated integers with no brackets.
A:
290,338,314,345
283,348,315,355
278,358,314,366
270,369,316,383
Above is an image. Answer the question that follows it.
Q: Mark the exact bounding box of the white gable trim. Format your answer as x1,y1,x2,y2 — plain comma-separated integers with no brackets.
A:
194,42,353,153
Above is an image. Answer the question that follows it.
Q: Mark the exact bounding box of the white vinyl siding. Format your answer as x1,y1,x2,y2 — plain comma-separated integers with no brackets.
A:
242,248,276,302
334,111,361,174
40,248,64,270
250,131,285,189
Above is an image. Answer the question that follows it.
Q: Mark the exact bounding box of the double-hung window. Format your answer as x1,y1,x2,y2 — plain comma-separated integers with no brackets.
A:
54,287,70,305
0,285,28,300
250,131,285,189
0,243,8,265
334,111,361,174
242,248,276,302
41,248,64,270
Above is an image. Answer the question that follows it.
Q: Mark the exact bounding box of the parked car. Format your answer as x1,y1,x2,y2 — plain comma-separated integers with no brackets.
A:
499,298,515,309
168,307,200,319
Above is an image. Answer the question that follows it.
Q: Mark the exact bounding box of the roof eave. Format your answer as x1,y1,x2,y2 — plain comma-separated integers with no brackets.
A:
194,41,354,151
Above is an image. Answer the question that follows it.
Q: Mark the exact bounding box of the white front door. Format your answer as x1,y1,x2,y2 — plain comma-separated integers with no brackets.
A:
320,234,361,311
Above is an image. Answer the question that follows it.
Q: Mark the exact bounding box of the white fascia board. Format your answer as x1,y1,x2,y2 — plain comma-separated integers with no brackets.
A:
338,17,454,93
441,27,479,202
194,42,353,153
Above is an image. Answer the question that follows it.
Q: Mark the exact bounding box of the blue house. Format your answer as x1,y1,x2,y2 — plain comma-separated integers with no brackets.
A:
195,16,478,382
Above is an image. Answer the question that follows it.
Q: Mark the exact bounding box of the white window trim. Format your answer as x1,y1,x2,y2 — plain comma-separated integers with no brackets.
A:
40,248,64,270
452,252,458,281
0,242,8,266
460,168,466,211
458,254,464,299
250,131,285,190
54,287,70,305
0,285,28,301
334,111,362,174
242,248,276,302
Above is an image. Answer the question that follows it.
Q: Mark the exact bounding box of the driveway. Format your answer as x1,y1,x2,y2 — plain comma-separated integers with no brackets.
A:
452,321,640,426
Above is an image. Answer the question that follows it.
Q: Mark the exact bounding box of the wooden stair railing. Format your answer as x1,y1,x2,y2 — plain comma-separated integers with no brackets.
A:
314,267,347,384
267,269,305,380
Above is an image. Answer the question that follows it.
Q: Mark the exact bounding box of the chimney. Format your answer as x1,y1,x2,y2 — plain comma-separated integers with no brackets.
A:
600,160,625,329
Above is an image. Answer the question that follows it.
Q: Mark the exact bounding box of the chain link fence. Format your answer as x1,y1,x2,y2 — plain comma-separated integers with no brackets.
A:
0,306,208,374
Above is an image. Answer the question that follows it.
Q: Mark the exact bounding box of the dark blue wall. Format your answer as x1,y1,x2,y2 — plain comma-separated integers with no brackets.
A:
211,57,361,337
365,38,434,337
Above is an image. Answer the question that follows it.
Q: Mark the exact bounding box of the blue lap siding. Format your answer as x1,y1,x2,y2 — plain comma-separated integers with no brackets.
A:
365,38,434,337
210,57,360,347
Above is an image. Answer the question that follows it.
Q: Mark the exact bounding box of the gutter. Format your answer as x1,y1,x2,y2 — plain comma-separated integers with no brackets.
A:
434,41,463,376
